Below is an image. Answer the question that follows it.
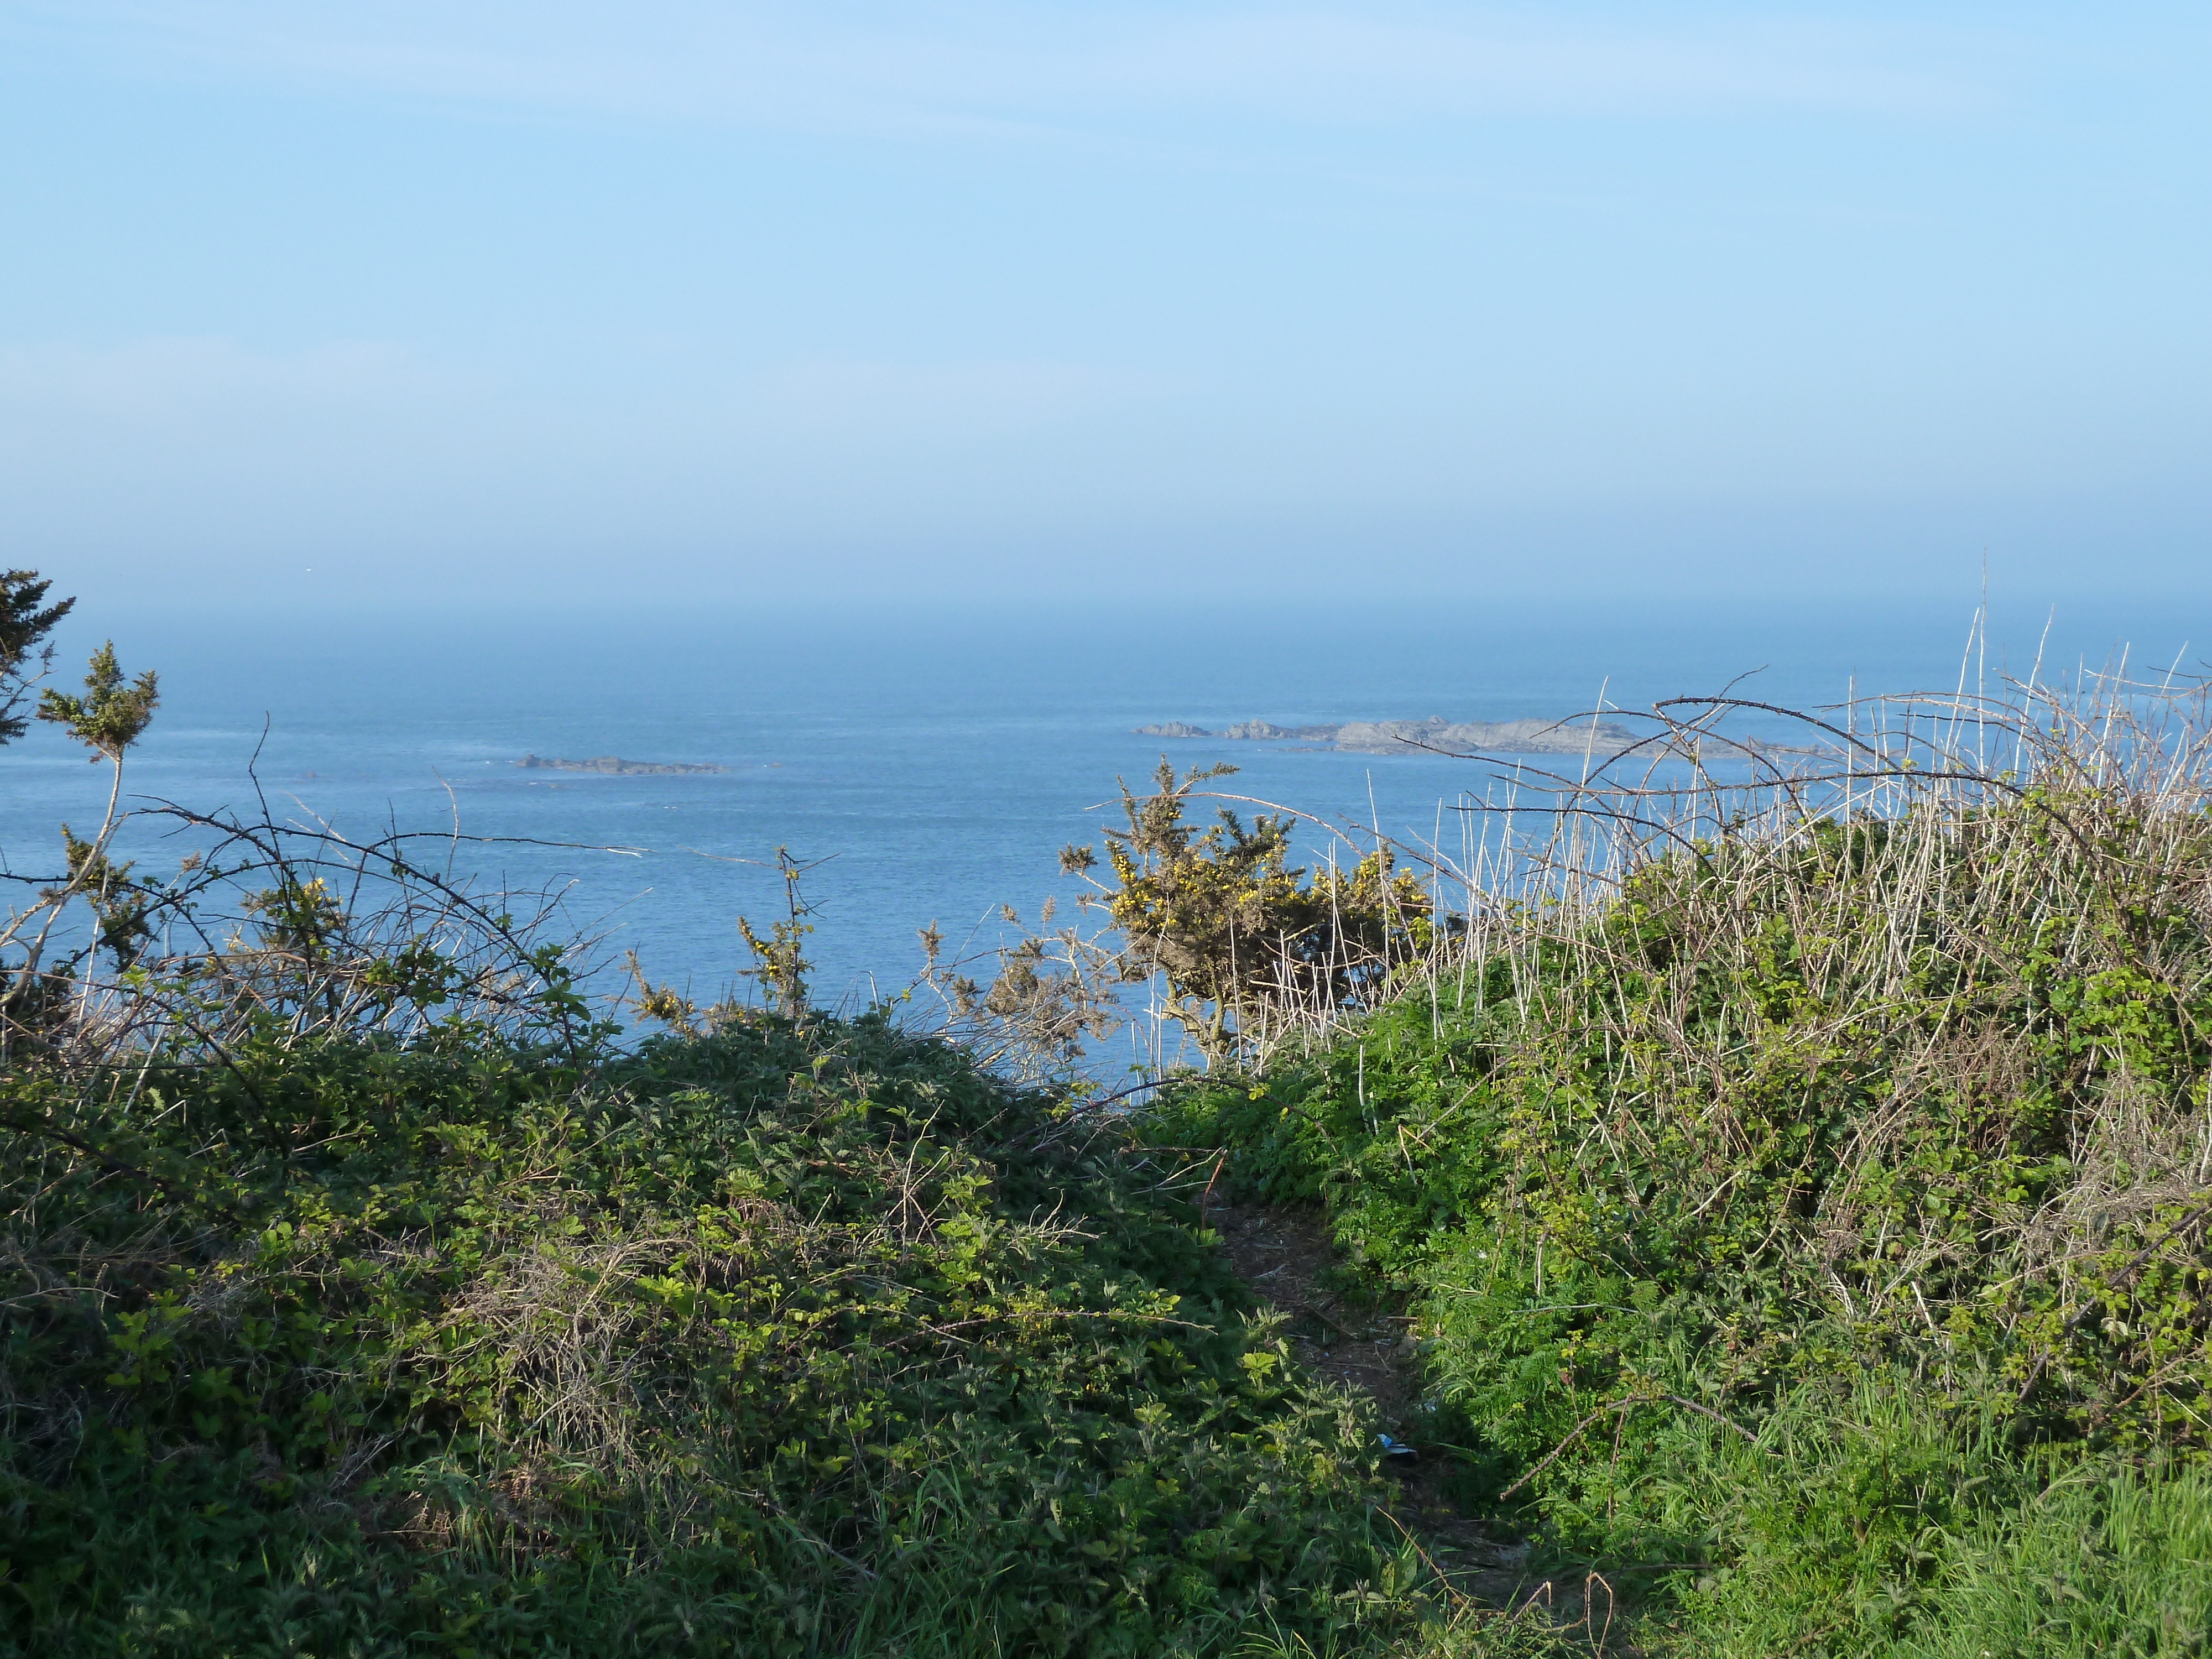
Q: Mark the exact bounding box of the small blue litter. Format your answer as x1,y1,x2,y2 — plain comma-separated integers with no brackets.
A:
1377,1433,1416,1459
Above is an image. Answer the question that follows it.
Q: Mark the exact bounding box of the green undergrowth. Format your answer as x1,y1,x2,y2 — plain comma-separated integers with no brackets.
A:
3,1012,1465,1658
1142,801,2212,1656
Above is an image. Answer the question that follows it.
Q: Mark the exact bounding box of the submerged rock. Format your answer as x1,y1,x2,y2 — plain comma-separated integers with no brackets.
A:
515,753,729,775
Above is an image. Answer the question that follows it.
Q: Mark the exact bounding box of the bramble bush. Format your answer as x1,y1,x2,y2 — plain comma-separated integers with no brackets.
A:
1140,681,2212,1655
3,1011,1442,1657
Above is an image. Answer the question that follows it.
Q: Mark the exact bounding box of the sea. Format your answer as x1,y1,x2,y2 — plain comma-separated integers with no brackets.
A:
4,591,2194,1056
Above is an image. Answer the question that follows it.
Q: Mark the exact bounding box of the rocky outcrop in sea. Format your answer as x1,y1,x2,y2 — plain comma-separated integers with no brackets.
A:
515,754,729,775
1131,716,1636,756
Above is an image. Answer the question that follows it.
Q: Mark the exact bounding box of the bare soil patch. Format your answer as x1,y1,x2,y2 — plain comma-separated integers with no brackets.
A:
1207,1198,1417,1425
1203,1195,1630,1639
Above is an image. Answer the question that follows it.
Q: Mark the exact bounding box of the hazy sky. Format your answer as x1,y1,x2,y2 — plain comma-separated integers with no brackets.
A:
4,2,2207,613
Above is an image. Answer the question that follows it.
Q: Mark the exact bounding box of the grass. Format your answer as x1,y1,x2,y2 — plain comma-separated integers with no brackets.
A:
1136,676,2212,1654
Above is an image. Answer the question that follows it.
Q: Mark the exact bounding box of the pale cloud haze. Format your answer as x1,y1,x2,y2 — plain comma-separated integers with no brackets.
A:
2,2,2205,614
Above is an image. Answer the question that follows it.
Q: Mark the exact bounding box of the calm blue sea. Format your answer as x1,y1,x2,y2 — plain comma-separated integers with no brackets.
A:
3,593,2194,1036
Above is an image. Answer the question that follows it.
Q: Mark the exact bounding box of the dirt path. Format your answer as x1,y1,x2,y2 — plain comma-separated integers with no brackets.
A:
1206,1196,1627,1640
1208,1199,1418,1422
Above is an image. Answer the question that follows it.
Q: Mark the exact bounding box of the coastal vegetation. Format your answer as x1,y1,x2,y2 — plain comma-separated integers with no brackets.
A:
1139,674,2212,1653
4,569,2209,1655
0,579,1421,1656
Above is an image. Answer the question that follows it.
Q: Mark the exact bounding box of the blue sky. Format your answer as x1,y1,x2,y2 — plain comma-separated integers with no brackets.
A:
3,2,2207,614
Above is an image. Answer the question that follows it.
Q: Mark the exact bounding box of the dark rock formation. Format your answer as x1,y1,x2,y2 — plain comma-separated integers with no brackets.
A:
515,754,729,775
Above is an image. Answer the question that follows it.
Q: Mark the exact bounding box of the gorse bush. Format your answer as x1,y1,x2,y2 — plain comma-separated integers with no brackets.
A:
902,759,1447,1084
1060,761,1442,1068
1144,676,2212,1653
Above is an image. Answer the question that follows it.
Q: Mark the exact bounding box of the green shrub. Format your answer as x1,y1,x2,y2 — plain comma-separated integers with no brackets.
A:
1139,737,2212,1653
2,1014,1431,1657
